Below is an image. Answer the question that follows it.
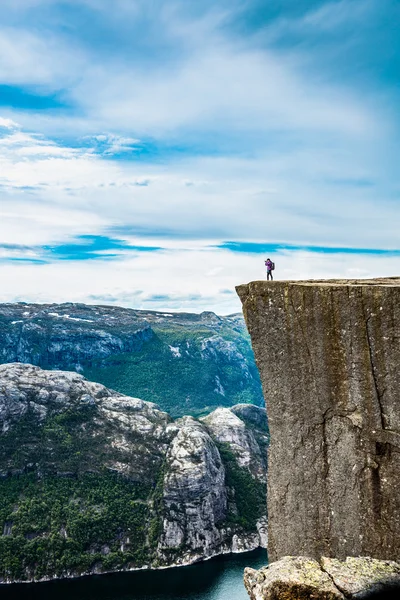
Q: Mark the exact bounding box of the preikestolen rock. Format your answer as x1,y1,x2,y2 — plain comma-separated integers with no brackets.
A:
243,556,400,600
244,556,345,600
321,557,400,597
237,278,400,561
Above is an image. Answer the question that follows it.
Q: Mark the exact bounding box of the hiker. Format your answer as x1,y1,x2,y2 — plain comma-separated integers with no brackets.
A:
265,258,274,281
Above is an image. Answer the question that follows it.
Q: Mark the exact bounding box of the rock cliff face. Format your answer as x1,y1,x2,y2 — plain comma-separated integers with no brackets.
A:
0,303,152,369
0,363,268,583
236,278,400,563
201,408,267,481
0,303,263,417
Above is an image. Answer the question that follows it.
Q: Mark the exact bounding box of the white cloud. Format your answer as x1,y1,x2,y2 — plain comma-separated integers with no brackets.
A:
92,134,141,154
0,247,399,314
0,121,398,250
0,1,383,142
0,0,398,313
67,39,376,140
0,117,19,129
0,26,86,87
0,128,85,159
0,200,107,246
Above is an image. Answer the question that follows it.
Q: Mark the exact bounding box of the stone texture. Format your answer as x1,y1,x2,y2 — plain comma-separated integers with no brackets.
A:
161,416,228,560
244,556,344,600
236,278,400,562
201,407,267,481
244,556,400,600
321,557,400,596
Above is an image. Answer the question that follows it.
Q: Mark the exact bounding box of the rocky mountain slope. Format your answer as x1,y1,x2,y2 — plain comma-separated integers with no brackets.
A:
0,303,263,417
0,363,268,583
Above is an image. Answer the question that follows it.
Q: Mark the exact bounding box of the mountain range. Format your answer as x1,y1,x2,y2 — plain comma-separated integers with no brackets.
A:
0,303,263,417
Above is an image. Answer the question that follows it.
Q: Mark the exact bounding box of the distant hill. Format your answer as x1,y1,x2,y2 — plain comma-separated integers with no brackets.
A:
0,303,263,417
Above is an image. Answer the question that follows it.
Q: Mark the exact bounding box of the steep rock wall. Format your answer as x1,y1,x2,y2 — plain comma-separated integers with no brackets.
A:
236,278,400,562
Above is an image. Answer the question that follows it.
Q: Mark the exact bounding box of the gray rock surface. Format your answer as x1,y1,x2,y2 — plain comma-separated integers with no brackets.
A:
0,363,268,580
161,416,228,560
237,278,400,562
321,556,400,597
244,556,344,600
244,556,400,600
201,407,267,481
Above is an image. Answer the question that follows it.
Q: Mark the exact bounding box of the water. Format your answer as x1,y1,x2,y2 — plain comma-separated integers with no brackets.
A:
0,549,267,600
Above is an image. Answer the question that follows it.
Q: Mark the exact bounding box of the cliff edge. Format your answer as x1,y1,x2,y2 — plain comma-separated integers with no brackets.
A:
236,278,400,563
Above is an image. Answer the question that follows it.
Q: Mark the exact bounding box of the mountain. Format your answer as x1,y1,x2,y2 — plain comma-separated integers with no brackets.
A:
0,363,268,583
0,303,263,418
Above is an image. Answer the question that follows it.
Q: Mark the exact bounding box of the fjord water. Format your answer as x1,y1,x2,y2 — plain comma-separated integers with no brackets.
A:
0,549,267,600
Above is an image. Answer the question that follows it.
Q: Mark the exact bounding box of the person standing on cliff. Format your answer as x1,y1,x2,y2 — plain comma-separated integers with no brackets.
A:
265,258,274,281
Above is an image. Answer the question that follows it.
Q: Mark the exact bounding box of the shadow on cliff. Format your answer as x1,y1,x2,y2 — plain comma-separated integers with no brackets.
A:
361,581,400,600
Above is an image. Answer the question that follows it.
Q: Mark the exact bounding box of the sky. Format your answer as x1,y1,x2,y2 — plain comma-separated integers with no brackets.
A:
0,0,399,314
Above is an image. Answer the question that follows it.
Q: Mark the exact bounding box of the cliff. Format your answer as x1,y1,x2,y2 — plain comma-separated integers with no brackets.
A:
0,363,268,583
0,303,263,417
236,278,400,563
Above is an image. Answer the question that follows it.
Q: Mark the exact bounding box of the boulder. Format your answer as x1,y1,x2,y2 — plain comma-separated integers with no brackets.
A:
244,556,400,600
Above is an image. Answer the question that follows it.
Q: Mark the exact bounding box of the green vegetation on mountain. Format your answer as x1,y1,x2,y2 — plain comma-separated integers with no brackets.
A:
0,456,264,581
0,405,104,474
218,443,267,530
0,304,263,418
0,473,151,581
83,323,262,418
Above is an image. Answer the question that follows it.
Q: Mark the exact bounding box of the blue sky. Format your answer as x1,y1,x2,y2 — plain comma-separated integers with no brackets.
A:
0,0,399,312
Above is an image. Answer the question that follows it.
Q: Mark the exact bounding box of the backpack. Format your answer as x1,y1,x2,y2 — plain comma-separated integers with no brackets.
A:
265,260,275,271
